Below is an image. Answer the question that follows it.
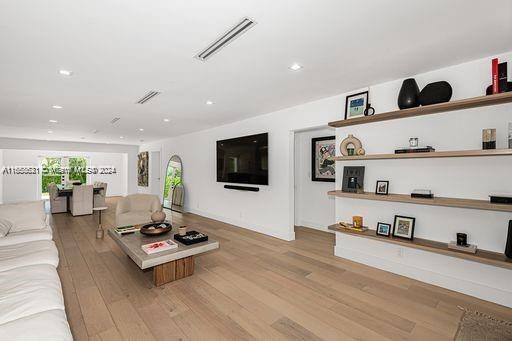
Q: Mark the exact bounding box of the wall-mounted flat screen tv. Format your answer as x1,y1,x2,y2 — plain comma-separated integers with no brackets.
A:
217,133,268,185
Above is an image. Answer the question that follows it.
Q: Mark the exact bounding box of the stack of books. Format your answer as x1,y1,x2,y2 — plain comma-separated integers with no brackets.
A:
395,146,435,154
141,239,178,255
114,225,140,235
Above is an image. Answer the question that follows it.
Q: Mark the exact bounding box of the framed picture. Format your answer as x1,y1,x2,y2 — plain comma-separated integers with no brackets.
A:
393,215,416,240
138,151,149,187
311,136,335,182
345,91,369,120
376,222,391,237
375,180,389,195
342,166,365,193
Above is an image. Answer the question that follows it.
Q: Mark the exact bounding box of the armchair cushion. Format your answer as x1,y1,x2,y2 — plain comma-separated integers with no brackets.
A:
115,194,161,227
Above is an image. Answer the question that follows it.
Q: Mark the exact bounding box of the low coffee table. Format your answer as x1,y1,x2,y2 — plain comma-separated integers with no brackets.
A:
108,227,219,286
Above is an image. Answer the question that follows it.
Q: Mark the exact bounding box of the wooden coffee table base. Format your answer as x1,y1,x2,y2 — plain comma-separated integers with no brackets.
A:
153,255,195,286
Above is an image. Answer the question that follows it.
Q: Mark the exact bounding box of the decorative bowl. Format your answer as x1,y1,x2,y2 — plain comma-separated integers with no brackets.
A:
140,222,172,236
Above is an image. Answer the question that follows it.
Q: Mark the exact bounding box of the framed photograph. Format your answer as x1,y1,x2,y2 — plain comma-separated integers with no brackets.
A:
376,222,391,237
392,215,416,240
342,166,365,193
311,136,336,182
375,180,389,195
345,91,369,120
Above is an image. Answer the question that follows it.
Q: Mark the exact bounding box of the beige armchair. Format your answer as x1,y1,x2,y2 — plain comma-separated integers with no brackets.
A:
70,185,93,216
48,183,67,214
93,182,108,208
115,194,161,227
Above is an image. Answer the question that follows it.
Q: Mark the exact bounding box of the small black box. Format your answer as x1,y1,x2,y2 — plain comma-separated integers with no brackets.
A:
489,195,512,204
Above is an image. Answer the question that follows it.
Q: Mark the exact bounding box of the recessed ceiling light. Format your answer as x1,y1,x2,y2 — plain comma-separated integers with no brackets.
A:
119,136,124,139
59,69,73,76
289,63,302,71
52,105,63,109
47,130,53,134
139,128,144,131
206,100,214,105
163,118,170,122
49,119,58,123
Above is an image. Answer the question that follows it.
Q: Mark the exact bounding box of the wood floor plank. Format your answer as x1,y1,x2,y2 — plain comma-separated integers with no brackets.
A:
50,197,511,341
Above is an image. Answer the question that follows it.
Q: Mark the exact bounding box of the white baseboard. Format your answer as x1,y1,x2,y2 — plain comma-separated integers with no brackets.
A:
297,219,334,233
334,232,512,308
185,206,295,241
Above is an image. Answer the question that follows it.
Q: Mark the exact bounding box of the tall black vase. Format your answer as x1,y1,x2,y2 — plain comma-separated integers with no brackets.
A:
398,78,420,109
506,220,512,259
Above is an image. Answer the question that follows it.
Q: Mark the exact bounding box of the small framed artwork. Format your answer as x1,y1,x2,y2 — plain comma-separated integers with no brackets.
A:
345,91,369,120
375,180,389,195
311,136,335,182
376,222,391,237
393,215,416,240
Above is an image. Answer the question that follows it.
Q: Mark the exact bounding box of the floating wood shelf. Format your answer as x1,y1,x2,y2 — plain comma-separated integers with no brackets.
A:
328,191,512,212
328,224,512,270
328,91,512,128
331,148,512,161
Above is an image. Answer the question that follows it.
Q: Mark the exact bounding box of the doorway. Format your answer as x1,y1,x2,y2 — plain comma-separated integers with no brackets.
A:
293,127,336,232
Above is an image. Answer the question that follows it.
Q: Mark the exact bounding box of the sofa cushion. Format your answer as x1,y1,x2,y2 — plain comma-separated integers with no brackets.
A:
0,218,12,237
0,240,59,272
0,201,47,232
0,309,72,341
0,264,64,325
0,224,53,247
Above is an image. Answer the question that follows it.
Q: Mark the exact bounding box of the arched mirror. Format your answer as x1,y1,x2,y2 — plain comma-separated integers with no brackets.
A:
163,155,184,212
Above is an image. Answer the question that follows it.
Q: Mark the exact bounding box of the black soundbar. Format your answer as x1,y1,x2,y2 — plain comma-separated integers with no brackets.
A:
224,185,259,192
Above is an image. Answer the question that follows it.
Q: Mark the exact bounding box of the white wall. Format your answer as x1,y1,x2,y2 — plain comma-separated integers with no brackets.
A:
141,51,512,245
1,149,129,203
294,128,336,231
0,137,139,195
141,103,340,241
331,51,512,307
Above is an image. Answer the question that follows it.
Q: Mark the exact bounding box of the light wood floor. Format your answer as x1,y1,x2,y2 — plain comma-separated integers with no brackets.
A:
52,197,512,341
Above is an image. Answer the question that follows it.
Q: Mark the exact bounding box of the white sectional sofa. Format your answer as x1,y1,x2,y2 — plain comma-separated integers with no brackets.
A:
0,201,72,341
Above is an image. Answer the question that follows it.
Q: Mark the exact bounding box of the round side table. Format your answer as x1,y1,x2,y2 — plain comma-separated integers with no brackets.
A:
93,206,108,239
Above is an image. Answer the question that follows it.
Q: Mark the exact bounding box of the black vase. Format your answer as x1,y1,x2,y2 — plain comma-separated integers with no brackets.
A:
398,78,420,109
419,81,452,106
506,220,512,259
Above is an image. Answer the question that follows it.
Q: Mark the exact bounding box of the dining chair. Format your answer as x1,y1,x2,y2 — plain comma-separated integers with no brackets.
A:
48,183,67,213
70,185,93,216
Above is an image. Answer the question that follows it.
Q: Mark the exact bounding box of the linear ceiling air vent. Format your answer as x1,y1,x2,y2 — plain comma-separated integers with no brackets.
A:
110,117,120,124
136,90,160,104
195,17,256,61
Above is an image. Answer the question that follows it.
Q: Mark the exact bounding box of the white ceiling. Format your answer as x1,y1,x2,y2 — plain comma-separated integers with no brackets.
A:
0,0,511,145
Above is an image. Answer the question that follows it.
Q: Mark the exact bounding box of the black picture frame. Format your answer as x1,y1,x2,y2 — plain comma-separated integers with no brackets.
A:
345,91,369,120
375,180,389,195
342,166,365,193
376,222,391,237
392,215,416,240
311,136,336,182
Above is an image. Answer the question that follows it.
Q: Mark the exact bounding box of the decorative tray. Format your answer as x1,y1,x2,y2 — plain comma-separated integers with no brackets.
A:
140,222,172,236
